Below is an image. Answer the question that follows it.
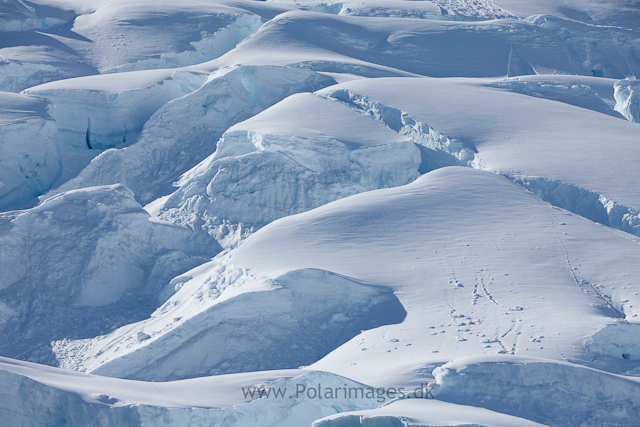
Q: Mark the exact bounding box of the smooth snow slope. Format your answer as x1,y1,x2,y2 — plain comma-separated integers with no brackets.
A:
1,0,640,426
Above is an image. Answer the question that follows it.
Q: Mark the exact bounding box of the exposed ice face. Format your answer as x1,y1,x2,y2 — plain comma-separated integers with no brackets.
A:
0,92,59,210
54,65,336,205
0,184,219,364
24,70,209,150
614,79,640,122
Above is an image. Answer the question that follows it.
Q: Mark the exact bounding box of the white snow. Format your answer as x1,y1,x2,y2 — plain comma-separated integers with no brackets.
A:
2,0,640,425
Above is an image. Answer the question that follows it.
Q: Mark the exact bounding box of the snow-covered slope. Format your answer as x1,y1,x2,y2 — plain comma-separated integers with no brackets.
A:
1,0,640,425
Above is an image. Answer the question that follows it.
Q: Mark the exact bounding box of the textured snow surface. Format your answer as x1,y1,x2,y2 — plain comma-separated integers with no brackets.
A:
0,92,58,210
1,0,640,425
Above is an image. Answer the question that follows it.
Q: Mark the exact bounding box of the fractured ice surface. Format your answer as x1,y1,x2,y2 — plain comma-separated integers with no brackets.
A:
614,78,640,122
0,92,58,210
0,184,219,363
56,65,336,204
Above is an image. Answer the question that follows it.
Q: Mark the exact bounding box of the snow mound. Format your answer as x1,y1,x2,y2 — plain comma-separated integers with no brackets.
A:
0,184,219,364
54,263,405,381
228,167,640,383
316,77,640,212
0,92,59,210
55,65,336,204
614,79,640,122
152,91,433,245
432,356,640,427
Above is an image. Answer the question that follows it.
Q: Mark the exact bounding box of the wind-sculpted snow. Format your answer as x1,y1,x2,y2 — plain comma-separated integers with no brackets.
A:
431,356,640,427
0,359,381,427
0,184,219,364
494,0,640,31
55,66,336,204
324,89,476,165
54,262,405,381
231,168,640,382
614,78,640,122
206,10,640,79
0,92,59,210
0,0,274,92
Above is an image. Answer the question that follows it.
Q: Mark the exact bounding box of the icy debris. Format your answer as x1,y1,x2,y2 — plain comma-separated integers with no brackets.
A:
0,92,59,210
432,356,640,427
56,265,405,381
55,65,336,205
430,0,518,20
302,0,446,20
23,70,209,150
614,79,640,122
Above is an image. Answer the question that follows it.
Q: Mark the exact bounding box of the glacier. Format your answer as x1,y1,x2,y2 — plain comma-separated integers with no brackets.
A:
1,0,640,425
